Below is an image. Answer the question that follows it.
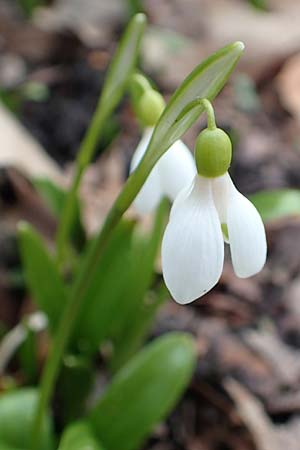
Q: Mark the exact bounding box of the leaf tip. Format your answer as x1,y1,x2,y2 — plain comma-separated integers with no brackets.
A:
234,41,245,53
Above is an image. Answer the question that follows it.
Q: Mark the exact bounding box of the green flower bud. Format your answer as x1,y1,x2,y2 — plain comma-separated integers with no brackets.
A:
137,89,165,126
195,127,232,178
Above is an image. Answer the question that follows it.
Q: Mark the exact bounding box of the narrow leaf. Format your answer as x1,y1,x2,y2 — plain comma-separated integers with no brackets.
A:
58,422,105,450
18,222,68,330
250,189,300,222
142,41,244,168
73,219,136,352
88,333,196,450
99,13,146,119
56,355,94,425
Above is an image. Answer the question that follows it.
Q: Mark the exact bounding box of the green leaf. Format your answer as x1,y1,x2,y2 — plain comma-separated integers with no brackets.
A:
33,178,66,217
110,199,169,369
250,189,300,222
88,332,196,450
0,388,54,450
142,41,244,169
33,178,85,250
56,355,94,425
18,222,68,331
0,443,23,450
58,422,105,450
73,219,136,352
110,284,168,372
99,14,146,120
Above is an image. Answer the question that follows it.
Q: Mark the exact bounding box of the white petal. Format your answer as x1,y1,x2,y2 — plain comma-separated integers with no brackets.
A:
130,127,163,214
226,174,267,278
162,175,224,304
212,174,230,243
159,140,196,201
130,127,154,172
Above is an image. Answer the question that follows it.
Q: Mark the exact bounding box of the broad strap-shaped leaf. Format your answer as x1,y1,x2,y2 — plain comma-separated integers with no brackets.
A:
0,388,54,450
88,333,196,450
18,222,68,331
250,189,300,222
58,422,105,450
72,219,136,352
110,284,167,372
109,199,169,369
140,41,244,169
56,355,94,424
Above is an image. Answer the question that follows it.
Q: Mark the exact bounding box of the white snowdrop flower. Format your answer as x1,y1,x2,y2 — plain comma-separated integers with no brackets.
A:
130,127,196,214
162,126,267,304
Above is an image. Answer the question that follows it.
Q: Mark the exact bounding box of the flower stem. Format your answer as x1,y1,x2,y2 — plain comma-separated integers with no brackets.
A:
30,149,154,450
175,98,216,130
201,98,216,130
55,105,106,266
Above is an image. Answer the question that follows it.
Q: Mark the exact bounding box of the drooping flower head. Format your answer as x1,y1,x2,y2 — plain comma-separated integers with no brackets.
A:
130,86,196,214
162,103,267,304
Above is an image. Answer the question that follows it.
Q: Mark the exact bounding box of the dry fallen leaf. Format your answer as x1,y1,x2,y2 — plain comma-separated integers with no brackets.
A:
0,104,64,186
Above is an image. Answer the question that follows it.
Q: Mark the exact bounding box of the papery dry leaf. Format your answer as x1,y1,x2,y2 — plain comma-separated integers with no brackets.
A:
0,105,64,185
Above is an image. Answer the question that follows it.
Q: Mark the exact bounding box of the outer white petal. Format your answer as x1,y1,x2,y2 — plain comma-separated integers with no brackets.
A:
212,174,230,243
225,174,267,278
162,175,224,304
130,127,162,214
159,140,196,201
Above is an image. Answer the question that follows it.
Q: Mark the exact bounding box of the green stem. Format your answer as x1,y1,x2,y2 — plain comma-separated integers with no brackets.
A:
55,105,106,266
30,150,154,450
201,99,216,130
175,98,216,130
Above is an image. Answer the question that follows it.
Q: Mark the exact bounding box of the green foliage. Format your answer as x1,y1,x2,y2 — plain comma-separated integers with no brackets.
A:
58,422,105,450
0,388,54,450
18,327,38,383
73,199,168,356
56,355,94,425
110,199,169,369
110,284,168,372
18,222,68,331
96,14,146,126
73,219,136,353
89,333,196,450
0,443,23,450
33,178,85,250
250,189,300,222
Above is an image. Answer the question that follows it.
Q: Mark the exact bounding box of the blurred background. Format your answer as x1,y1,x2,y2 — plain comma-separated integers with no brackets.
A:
2,0,300,449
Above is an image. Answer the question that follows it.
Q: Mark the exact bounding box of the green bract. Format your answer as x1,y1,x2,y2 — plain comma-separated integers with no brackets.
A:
137,89,165,126
140,41,244,172
195,127,232,178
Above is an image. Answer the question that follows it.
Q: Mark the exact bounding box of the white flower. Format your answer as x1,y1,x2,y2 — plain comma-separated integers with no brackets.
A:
162,172,267,304
130,127,196,214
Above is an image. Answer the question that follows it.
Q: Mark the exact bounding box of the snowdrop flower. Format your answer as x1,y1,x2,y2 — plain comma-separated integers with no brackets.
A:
162,125,267,304
130,127,196,213
130,88,196,214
